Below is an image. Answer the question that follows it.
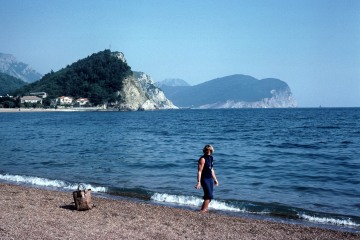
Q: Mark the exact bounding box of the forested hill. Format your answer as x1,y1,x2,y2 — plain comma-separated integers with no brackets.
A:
15,50,132,105
0,72,28,96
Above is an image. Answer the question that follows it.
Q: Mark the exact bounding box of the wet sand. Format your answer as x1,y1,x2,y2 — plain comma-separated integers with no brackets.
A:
0,183,359,240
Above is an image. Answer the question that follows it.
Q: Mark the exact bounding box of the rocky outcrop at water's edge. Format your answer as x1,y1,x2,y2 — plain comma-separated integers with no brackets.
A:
117,71,178,111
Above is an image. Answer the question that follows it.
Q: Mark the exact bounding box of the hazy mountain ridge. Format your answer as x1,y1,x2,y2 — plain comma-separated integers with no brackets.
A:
0,53,43,83
0,72,28,96
160,74,297,108
155,78,190,87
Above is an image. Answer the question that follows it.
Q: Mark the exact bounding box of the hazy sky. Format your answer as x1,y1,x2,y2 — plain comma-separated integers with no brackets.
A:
1,0,359,107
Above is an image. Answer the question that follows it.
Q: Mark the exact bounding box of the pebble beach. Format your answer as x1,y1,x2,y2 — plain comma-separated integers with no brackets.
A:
1,183,359,240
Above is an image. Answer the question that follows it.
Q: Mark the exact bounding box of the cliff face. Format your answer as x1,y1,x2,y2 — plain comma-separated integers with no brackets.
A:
0,53,42,83
117,71,178,111
198,88,297,108
95,51,177,111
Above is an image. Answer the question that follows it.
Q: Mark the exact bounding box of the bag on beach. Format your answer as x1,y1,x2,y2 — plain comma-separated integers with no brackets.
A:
73,184,92,211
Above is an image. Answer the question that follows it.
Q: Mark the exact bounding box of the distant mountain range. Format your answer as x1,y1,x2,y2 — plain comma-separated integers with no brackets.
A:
155,78,190,88
159,74,297,108
0,72,28,96
1,50,297,109
0,53,42,83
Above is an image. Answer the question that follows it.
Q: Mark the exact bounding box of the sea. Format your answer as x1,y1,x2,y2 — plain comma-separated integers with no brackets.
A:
0,108,359,232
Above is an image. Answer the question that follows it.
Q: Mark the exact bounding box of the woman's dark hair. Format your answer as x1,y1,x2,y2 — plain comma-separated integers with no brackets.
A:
203,144,214,154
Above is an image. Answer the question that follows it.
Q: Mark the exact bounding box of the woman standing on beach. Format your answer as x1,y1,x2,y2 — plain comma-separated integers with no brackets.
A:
195,144,219,212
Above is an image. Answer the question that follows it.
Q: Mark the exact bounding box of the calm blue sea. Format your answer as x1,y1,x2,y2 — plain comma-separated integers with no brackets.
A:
0,108,359,232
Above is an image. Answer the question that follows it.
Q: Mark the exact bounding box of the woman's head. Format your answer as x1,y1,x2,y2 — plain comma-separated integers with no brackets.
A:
203,144,214,154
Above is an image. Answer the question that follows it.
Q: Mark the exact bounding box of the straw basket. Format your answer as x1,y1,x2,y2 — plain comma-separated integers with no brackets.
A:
73,184,92,211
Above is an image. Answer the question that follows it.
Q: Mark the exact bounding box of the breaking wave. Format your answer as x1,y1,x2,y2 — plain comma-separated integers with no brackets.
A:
0,173,107,192
151,192,243,212
299,214,360,227
151,192,360,229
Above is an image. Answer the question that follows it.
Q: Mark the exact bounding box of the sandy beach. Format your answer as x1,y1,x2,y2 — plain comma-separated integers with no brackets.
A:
0,108,105,113
0,108,73,113
0,183,359,240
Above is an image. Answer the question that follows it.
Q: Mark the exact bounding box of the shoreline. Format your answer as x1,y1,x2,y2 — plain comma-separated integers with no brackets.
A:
1,107,360,113
1,183,359,240
0,107,105,112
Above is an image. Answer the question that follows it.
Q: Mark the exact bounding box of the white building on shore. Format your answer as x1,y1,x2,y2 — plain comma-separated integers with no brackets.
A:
21,96,43,104
58,96,73,105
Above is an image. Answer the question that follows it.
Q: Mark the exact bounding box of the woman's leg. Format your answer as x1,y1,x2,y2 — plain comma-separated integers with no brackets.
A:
200,178,213,212
201,199,211,212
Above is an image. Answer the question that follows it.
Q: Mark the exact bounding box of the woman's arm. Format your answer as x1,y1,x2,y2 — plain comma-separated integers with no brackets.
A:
212,169,219,186
195,157,205,189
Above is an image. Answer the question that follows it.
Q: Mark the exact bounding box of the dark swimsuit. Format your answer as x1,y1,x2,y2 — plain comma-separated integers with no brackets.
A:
200,155,214,200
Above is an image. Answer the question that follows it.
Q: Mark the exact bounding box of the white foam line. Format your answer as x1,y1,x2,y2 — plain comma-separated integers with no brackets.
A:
0,173,107,192
151,192,243,212
300,214,360,227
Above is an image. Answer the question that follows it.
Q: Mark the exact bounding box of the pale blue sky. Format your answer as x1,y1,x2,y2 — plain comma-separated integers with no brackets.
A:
1,0,359,107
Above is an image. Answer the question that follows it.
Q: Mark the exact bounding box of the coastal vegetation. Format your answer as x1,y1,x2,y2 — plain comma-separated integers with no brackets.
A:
0,96,19,108
14,50,132,107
